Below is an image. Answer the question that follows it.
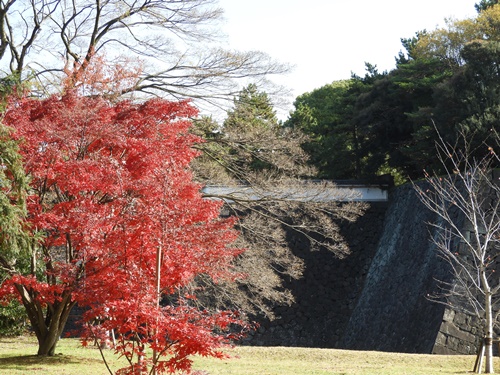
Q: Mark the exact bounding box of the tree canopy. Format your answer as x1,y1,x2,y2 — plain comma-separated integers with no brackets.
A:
285,79,364,180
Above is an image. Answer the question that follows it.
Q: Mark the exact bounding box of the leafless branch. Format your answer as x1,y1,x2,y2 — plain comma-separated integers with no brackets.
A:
0,0,289,110
415,125,500,372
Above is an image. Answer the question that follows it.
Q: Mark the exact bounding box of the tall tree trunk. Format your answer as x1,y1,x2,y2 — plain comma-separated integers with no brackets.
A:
37,334,59,356
37,294,76,356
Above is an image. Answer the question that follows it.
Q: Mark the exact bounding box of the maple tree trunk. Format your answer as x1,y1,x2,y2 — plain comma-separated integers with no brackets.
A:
15,284,76,356
37,332,59,356
36,298,76,356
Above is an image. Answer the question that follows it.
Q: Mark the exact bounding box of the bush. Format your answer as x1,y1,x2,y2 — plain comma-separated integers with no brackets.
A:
0,300,28,336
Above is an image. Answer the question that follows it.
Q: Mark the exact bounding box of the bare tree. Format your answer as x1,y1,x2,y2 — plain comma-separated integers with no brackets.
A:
190,85,367,319
415,131,500,373
0,0,288,108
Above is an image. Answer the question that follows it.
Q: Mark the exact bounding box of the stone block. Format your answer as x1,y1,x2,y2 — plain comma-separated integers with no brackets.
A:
441,322,476,343
433,345,456,355
442,308,455,322
453,312,468,326
447,336,461,351
457,341,475,355
435,332,448,346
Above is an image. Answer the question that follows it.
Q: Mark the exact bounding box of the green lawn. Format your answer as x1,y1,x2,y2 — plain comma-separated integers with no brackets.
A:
0,335,495,374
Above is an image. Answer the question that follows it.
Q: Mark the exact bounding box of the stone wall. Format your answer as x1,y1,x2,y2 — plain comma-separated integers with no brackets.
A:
339,184,451,353
246,182,489,355
245,202,388,347
433,309,481,355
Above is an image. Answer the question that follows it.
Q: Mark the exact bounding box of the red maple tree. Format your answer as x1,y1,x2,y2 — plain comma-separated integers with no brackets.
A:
0,91,246,374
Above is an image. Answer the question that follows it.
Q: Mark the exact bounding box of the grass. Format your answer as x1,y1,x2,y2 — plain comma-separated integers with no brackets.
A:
0,335,497,374
193,346,492,375
0,335,127,374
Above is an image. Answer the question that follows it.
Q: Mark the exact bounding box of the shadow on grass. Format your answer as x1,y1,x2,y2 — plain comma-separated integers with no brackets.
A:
0,354,80,368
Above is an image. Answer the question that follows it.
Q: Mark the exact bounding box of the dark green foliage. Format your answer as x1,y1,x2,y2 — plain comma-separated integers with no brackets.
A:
286,13,500,182
225,84,279,130
0,124,31,266
287,57,456,182
429,40,500,165
0,78,35,336
397,31,427,64
0,300,28,336
0,122,32,337
388,58,455,176
402,40,500,175
223,84,281,174
0,74,25,112
286,79,364,179
475,0,499,12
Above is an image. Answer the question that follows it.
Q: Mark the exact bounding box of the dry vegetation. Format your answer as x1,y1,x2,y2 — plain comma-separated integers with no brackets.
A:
0,335,495,375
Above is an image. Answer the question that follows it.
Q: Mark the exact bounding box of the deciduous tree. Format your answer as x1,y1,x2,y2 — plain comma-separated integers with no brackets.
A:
0,0,288,108
415,130,500,373
191,85,367,318
412,4,500,66
0,91,245,375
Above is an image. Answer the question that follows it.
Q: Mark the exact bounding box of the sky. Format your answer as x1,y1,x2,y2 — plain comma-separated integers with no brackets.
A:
217,0,479,116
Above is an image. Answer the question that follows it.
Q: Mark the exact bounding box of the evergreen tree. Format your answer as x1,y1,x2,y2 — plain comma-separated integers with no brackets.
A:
0,104,30,268
222,84,284,174
286,79,365,179
0,123,31,336
224,84,279,131
430,40,500,165
475,0,499,12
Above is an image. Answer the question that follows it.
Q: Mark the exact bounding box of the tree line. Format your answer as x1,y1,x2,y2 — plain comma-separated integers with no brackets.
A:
286,1,500,184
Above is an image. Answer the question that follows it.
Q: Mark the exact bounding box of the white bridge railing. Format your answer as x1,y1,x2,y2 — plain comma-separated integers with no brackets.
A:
202,182,389,202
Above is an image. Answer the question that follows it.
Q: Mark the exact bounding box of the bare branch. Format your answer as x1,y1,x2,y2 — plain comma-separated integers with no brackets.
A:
415,126,500,373
0,0,289,109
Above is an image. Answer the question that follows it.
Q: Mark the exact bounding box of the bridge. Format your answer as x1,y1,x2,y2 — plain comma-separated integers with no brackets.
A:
201,180,389,202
